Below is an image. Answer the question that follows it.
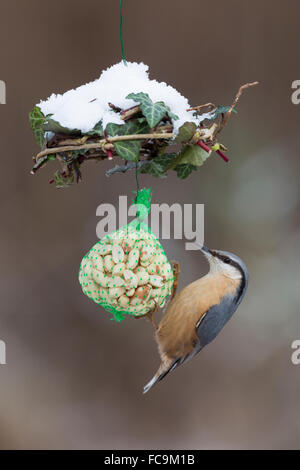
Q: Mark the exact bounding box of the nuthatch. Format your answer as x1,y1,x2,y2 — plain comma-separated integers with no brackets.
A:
143,245,248,393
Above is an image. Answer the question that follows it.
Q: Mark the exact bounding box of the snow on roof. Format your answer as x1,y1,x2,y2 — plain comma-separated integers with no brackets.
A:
38,61,200,135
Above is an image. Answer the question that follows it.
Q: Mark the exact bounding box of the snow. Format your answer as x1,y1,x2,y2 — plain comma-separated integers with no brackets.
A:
38,61,201,136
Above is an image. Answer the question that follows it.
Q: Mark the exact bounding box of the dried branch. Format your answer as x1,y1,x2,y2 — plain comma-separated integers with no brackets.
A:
33,132,175,162
108,102,121,112
55,136,89,146
214,81,259,139
121,105,141,120
187,102,216,112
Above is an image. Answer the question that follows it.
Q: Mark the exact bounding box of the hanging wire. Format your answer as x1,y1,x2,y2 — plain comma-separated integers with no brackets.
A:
120,1,140,200
135,162,140,227
135,162,140,195
120,0,127,66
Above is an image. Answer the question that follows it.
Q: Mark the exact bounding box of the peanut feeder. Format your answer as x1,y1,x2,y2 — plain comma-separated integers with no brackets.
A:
79,188,174,322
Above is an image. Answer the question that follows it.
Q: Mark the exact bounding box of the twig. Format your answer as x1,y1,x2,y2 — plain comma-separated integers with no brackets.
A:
108,102,121,112
34,133,175,162
121,105,141,120
230,81,259,113
197,140,229,163
55,136,89,146
187,103,216,112
215,81,259,139
108,133,174,142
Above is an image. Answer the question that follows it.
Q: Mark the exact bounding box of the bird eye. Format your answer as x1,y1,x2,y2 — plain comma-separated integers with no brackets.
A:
223,257,231,264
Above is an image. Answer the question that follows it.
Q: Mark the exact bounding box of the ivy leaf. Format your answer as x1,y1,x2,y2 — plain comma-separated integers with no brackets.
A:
166,108,179,121
140,160,167,178
151,153,178,169
42,117,80,135
105,122,120,137
106,119,150,161
175,164,198,179
126,92,179,128
176,145,211,166
122,119,150,135
29,106,47,147
86,120,103,136
140,154,178,178
175,122,197,144
114,140,141,161
206,105,238,121
106,119,149,137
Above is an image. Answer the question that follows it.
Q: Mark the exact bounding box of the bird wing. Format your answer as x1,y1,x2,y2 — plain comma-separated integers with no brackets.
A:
195,294,238,349
156,275,240,363
157,292,239,378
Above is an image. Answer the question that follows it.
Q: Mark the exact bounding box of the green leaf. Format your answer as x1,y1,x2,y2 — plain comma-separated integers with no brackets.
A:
126,92,179,128
140,160,167,178
86,120,103,136
114,141,141,161
53,170,74,189
206,105,238,121
140,153,178,178
175,122,197,144
166,107,179,121
106,119,150,161
29,106,46,147
42,117,80,135
176,145,211,166
106,119,149,137
175,164,198,179
151,153,178,169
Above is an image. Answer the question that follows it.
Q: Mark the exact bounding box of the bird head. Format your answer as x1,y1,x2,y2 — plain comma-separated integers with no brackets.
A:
199,245,248,281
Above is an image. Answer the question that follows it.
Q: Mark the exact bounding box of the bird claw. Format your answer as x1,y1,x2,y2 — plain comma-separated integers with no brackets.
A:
170,260,181,299
134,301,159,330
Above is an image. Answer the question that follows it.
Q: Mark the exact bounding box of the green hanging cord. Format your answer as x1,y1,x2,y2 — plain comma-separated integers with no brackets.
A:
135,162,140,228
120,0,127,66
135,162,140,198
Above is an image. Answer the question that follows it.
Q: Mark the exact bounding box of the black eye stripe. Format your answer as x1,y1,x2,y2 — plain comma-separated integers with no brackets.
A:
214,252,243,273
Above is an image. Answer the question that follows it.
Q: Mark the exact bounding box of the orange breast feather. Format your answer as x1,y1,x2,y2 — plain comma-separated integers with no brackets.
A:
156,274,240,360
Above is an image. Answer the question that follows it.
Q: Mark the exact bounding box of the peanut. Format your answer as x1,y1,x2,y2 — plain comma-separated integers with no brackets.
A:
112,263,126,276
130,296,142,306
149,274,164,288
118,295,130,308
112,245,125,264
147,263,158,275
125,288,135,297
98,244,113,256
136,285,151,301
92,256,104,272
109,287,125,299
127,248,140,270
135,267,150,286
107,275,125,288
124,270,138,289
104,254,114,273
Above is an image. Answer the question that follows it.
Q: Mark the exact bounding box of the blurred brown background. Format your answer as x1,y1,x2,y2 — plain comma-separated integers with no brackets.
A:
0,0,300,450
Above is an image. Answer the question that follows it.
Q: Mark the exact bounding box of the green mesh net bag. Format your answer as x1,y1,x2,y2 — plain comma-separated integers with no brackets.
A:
78,188,174,322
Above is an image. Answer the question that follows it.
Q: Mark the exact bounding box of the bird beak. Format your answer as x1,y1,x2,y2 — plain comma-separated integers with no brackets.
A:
199,245,217,262
193,243,215,258
200,245,215,256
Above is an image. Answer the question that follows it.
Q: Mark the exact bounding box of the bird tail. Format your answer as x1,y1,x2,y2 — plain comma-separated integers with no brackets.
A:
143,358,179,394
